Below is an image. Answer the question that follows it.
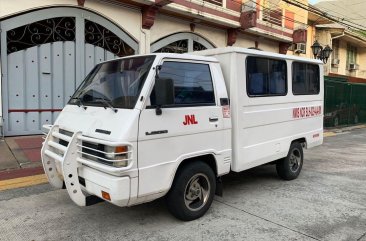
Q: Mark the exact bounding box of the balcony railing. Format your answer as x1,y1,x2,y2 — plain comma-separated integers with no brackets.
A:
262,8,282,26
204,0,223,6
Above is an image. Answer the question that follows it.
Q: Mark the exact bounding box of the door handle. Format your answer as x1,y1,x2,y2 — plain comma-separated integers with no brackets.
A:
209,117,219,122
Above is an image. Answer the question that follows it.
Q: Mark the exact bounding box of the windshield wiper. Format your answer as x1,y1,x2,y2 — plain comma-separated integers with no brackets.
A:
94,97,118,113
71,97,87,110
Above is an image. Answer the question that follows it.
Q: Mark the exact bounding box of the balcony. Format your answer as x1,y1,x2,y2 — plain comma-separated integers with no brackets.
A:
150,0,242,28
240,1,301,43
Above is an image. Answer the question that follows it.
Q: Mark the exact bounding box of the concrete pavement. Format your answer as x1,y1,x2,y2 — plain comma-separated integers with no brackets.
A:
0,128,365,240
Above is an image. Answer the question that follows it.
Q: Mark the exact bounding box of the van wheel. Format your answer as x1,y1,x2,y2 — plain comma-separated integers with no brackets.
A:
166,162,216,221
276,142,303,180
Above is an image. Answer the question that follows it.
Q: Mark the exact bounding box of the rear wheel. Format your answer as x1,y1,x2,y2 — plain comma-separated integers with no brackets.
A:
276,142,303,180
166,161,216,221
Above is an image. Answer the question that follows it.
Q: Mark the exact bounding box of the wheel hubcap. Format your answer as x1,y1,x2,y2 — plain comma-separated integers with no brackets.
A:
184,173,210,211
289,148,301,172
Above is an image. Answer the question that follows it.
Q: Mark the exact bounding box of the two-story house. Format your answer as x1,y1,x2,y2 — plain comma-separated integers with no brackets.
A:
0,0,308,136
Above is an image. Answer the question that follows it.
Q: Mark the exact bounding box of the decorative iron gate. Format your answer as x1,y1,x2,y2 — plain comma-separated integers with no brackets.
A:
0,7,138,136
151,32,215,53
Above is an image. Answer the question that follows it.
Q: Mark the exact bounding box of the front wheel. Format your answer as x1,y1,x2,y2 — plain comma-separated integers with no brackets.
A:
166,161,216,221
276,142,303,180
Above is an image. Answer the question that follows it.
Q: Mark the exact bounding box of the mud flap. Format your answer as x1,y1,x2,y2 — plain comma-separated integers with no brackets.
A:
215,177,223,197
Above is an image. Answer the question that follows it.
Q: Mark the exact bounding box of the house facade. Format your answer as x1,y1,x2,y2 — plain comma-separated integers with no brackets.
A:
0,0,308,136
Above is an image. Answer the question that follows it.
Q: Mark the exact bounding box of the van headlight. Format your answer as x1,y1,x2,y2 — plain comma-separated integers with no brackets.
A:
104,145,129,167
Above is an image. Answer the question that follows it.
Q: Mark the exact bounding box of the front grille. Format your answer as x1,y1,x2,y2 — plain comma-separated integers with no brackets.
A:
81,141,111,166
59,129,73,147
78,176,86,187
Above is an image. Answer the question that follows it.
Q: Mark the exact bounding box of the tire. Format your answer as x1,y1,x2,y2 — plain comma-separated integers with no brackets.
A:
276,142,303,180
166,161,216,221
333,116,339,127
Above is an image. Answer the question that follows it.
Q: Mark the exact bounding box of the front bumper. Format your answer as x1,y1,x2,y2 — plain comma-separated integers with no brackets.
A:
41,125,133,207
79,166,130,206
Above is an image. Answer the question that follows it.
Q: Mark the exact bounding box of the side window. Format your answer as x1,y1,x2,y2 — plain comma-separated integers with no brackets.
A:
246,56,287,96
292,62,320,95
151,61,215,106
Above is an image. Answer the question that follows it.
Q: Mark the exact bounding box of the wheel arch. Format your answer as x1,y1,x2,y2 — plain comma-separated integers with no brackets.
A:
176,154,218,176
168,153,218,192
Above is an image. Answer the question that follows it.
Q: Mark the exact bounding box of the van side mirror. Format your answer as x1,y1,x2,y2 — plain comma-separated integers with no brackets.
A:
154,78,175,115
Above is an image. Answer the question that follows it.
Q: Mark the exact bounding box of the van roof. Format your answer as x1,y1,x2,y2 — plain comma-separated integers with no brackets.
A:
100,47,322,65
100,53,218,65
192,47,323,64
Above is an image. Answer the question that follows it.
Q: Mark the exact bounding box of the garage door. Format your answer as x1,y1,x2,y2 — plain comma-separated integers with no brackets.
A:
0,7,138,136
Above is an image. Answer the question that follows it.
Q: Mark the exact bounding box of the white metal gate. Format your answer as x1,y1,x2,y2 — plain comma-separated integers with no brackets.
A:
0,7,138,136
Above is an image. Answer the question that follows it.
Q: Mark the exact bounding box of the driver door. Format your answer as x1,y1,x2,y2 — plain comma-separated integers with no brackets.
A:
137,60,224,197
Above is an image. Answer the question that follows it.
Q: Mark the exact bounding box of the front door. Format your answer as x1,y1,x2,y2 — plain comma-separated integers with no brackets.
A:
138,60,224,197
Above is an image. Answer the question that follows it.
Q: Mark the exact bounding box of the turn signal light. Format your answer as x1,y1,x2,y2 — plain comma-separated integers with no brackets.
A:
101,191,111,201
104,145,128,159
115,146,128,153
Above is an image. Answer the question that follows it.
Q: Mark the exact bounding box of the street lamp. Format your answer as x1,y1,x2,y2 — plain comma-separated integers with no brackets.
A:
311,40,333,64
322,45,333,63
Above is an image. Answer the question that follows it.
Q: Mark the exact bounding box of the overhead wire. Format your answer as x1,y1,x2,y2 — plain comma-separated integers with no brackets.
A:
282,0,366,32
226,0,366,34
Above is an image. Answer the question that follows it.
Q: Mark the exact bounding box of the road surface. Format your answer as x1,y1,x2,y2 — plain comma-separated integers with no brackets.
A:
1,129,366,241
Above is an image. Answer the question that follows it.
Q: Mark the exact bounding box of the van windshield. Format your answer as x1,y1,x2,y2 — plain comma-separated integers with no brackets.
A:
69,56,155,109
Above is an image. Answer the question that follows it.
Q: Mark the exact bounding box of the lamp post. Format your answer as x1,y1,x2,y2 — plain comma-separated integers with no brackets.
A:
311,40,333,64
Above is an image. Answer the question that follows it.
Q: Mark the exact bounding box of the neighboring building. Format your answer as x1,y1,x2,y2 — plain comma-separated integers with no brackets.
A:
0,0,308,136
307,6,366,127
307,8,366,82
313,0,366,29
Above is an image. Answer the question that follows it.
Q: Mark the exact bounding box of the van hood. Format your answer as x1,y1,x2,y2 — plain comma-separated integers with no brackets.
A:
53,105,140,141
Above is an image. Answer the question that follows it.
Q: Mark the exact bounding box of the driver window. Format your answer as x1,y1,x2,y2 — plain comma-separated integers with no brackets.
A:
150,61,215,106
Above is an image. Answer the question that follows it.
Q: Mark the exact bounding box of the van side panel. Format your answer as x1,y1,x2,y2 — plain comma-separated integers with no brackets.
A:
211,52,323,173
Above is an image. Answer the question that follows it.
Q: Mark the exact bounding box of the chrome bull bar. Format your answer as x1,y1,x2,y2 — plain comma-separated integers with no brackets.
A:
41,125,133,206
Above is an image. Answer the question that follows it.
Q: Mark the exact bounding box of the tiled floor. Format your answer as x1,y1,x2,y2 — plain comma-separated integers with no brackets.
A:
0,135,43,178
14,137,43,163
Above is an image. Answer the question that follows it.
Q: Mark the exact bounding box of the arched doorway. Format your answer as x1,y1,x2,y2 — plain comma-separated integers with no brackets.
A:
151,32,215,53
0,7,138,136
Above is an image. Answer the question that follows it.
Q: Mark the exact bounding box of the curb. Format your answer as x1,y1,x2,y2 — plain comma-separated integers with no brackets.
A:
0,174,47,191
323,124,366,138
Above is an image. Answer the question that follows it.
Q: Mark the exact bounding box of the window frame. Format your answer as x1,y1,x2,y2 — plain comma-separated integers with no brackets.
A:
292,61,320,96
148,60,217,108
346,44,357,67
246,56,288,98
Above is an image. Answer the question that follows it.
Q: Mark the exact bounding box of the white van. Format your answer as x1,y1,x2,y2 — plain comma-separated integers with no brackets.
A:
42,47,323,221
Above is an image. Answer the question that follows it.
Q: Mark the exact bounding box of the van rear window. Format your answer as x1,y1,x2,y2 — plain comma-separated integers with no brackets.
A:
292,62,320,95
246,56,287,97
